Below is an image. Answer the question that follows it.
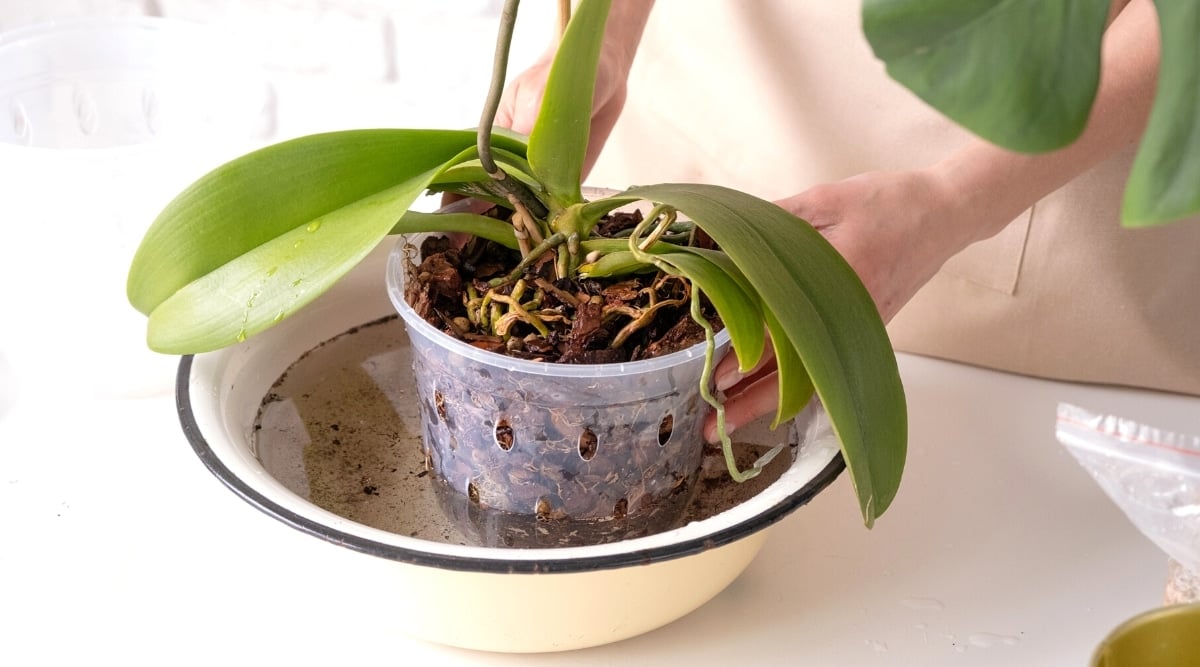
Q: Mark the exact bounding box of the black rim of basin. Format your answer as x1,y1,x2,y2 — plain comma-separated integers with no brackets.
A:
177,354,846,574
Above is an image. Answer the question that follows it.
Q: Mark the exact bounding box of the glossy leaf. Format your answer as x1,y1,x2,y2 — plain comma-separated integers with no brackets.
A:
670,246,812,422
576,249,656,278
763,309,814,428
527,0,610,208
649,250,768,374
128,129,526,352
862,0,1110,153
390,211,519,249
1122,0,1200,226
129,130,522,315
577,238,768,373
624,183,907,526
145,170,441,353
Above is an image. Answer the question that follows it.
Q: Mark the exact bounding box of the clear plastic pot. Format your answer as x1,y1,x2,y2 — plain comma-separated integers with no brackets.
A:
385,232,731,546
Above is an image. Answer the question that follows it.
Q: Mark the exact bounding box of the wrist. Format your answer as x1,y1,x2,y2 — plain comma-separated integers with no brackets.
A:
928,144,1033,246
601,0,654,77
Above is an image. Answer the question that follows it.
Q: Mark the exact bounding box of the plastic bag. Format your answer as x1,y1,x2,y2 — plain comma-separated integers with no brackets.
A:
1055,403,1200,603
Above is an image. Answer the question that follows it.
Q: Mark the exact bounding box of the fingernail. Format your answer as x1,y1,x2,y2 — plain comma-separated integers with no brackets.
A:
704,419,736,444
715,368,745,392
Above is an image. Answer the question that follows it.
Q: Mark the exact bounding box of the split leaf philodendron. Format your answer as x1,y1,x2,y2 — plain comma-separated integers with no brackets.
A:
128,0,907,527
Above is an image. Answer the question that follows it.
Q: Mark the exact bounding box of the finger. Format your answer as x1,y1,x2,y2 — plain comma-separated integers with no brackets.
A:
703,371,780,443
714,342,777,392
498,84,543,136
437,194,493,214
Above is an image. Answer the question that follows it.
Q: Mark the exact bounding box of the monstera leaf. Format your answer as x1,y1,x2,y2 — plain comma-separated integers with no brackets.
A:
863,0,1200,227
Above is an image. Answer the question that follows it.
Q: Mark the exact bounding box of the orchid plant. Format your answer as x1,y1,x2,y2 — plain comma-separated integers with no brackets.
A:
127,0,907,527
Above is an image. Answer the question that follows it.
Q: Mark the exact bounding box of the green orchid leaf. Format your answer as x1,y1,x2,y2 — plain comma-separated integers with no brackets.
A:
658,246,812,415
489,125,530,147
431,147,536,186
862,0,1110,153
145,169,443,353
129,129,529,353
625,183,906,526
763,309,814,429
576,236,767,372
579,202,798,385
579,195,629,226
1122,0,1200,226
650,250,768,374
674,237,816,430
432,160,543,195
391,211,519,250
129,129,522,315
666,247,769,374
576,249,657,277
527,0,610,208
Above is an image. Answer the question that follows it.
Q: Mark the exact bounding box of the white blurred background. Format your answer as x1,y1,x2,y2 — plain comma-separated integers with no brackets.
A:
0,0,558,135
0,0,557,407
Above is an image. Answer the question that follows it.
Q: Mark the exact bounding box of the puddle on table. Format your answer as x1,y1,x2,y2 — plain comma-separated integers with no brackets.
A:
253,315,796,548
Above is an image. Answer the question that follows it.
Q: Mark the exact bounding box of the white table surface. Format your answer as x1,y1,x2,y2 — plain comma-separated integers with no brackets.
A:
2,339,1190,665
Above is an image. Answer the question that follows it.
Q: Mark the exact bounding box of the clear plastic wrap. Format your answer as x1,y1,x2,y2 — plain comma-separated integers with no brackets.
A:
1056,403,1200,603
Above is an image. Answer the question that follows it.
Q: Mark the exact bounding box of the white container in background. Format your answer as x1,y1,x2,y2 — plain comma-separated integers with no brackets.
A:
0,18,274,404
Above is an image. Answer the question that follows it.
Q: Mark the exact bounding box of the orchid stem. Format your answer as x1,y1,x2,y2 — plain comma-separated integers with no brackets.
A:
557,0,571,37
477,0,548,219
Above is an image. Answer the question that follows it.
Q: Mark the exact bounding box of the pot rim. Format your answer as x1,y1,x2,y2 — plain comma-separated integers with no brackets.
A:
178,353,845,573
386,235,732,378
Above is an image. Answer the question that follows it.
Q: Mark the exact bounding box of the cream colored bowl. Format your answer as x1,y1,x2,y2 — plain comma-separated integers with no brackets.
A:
177,243,843,653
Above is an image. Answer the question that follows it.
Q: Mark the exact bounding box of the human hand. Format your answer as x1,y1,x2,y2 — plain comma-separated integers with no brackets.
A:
703,168,988,443
495,45,629,179
777,169,975,322
441,35,634,226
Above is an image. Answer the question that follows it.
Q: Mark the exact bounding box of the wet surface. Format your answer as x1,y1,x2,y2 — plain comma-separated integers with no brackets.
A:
253,315,795,548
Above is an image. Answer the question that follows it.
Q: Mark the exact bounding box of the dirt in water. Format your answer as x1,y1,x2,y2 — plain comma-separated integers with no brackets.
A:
253,315,796,548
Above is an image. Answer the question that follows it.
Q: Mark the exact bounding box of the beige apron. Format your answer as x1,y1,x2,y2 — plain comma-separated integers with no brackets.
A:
588,0,1200,396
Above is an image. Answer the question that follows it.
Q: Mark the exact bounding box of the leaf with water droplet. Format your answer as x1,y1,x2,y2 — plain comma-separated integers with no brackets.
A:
129,128,528,355
130,129,529,353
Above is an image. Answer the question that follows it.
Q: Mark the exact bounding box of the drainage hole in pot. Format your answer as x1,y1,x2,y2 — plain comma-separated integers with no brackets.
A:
613,497,628,520
434,390,447,421
494,419,514,451
658,414,674,446
467,479,480,505
578,427,598,461
534,495,565,522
